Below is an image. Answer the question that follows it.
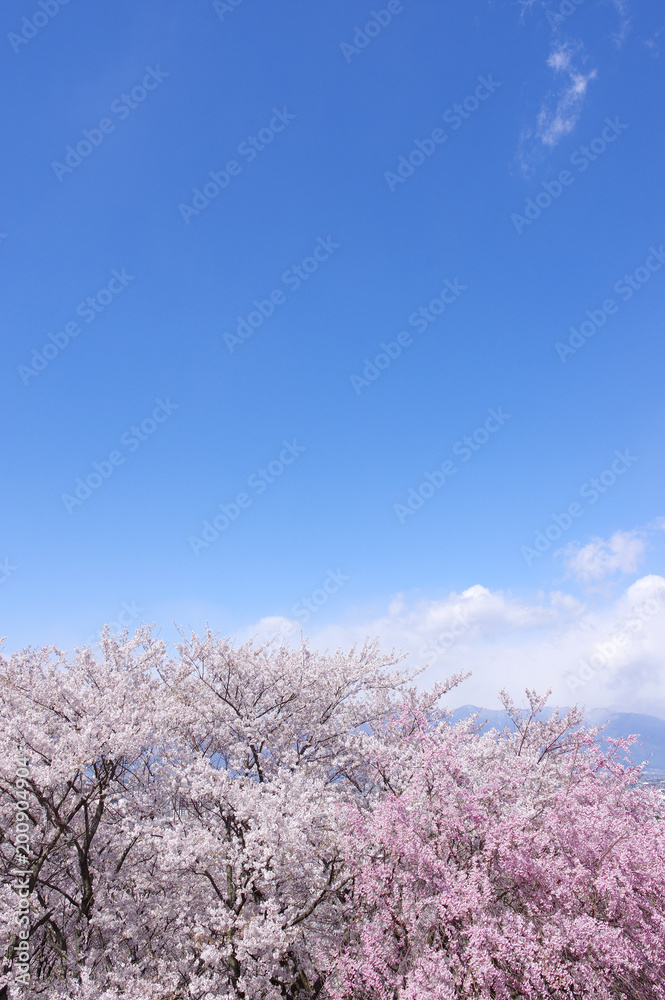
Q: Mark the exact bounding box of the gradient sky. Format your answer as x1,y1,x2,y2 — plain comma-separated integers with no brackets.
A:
2,0,664,714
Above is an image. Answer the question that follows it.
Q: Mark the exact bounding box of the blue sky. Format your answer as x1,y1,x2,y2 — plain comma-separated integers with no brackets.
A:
2,0,665,715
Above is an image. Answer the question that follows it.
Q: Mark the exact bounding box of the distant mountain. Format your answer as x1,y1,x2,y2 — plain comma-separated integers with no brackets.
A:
449,705,665,774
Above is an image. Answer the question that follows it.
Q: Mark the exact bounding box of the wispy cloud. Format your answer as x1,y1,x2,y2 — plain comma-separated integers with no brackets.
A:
518,0,631,44
612,0,631,48
516,0,539,22
517,41,597,175
643,26,663,58
536,43,597,147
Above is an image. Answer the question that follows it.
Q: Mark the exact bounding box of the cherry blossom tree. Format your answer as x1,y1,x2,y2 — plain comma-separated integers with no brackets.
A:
0,628,170,996
0,627,446,999
328,691,665,1000
0,628,663,1000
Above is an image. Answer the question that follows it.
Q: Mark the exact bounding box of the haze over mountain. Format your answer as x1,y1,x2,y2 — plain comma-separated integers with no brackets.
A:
450,705,665,773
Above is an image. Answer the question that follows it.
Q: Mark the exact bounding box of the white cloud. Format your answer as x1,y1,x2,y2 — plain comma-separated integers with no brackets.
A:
557,529,647,583
239,572,665,720
536,43,597,147
547,46,573,73
621,573,665,607
549,589,586,614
